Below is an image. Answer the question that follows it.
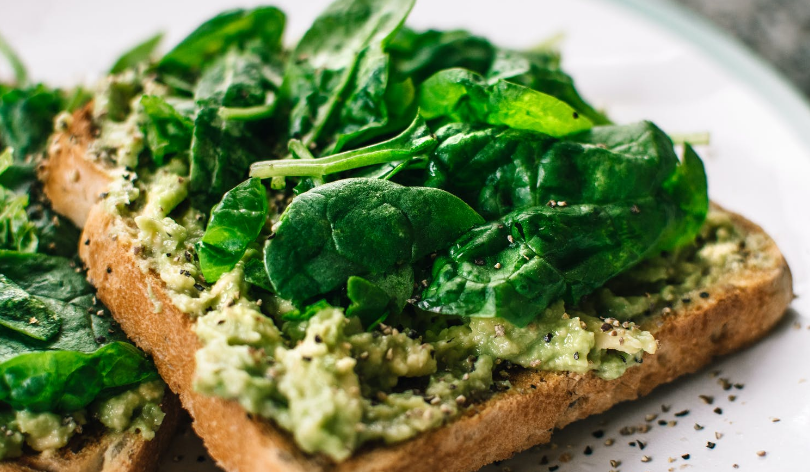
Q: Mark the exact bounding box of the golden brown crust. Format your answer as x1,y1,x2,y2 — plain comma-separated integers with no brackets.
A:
39,106,112,229
46,109,794,472
0,392,180,472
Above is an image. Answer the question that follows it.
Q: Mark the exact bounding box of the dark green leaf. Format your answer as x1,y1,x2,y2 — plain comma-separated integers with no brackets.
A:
418,200,672,326
159,7,285,76
282,0,414,148
659,144,708,249
426,121,678,219
0,187,37,253
189,105,269,211
0,85,63,161
281,299,333,322
0,251,158,412
196,178,268,283
346,263,413,328
388,28,495,84
419,68,592,137
0,32,27,86
0,341,158,412
244,256,273,292
194,49,270,107
140,95,193,165
0,274,60,341
264,178,483,303
110,33,164,74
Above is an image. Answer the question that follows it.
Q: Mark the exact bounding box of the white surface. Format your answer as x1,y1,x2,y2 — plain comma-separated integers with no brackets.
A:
3,1,809,471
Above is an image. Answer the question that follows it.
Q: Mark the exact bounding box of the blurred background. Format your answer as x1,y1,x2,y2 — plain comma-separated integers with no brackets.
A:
675,0,810,96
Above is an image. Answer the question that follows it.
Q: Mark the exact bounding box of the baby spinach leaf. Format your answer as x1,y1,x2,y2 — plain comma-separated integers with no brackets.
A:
264,178,483,303
282,0,414,149
0,341,158,413
196,178,268,283
426,121,678,219
418,199,674,326
419,68,592,137
487,49,610,125
388,28,495,84
346,264,414,328
189,105,269,212
140,95,193,165
0,274,60,341
0,84,63,161
194,49,271,108
0,250,158,412
419,123,708,325
159,7,285,76
244,256,273,292
250,114,436,179
110,32,163,74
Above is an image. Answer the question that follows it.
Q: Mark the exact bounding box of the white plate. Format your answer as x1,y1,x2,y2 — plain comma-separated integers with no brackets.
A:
3,1,809,471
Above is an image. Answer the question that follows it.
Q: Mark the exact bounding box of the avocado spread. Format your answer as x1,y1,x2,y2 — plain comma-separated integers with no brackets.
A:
0,380,165,460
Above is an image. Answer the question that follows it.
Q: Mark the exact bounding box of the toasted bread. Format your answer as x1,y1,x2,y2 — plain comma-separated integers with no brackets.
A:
40,107,793,472
0,393,179,472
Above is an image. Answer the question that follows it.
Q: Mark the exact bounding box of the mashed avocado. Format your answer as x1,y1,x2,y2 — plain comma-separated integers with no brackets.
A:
96,161,753,461
0,380,165,461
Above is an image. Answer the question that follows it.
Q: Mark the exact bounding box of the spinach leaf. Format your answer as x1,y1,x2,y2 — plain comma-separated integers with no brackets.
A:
158,7,285,76
425,121,678,219
244,256,273,292
487,49,610,125
0,251,158,412
0,274,60,341
282,0,414,150
418,200,675,326
419,69,592,137
346,263,414,328
189,49,279,211
388,28,495,84
418,124,708,325
196,178,268,283
140,95,193,165
250,114,436,179
0,85,62,161
110,33,163,74
264,178,483,303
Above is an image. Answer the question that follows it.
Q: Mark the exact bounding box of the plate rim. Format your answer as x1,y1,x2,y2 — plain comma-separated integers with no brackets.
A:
610,0,810,153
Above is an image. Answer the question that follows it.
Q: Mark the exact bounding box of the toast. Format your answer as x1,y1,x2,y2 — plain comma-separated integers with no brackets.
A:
41,107,794,472
0,393,179,472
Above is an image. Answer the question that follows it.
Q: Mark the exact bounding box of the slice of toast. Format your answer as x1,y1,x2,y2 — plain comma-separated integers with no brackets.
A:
41,108,794,472
0,393,180,472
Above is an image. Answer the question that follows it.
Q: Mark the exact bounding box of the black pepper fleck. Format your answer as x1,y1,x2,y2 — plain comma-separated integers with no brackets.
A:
583,446,593,455
706,441,716,449
543,332,553,343
549,466,559,472
106,267,112,274
592,430,604,438
700,291,710,299
84,239,90,246
714,407,723,415
675,409,690,417
682,454,691,460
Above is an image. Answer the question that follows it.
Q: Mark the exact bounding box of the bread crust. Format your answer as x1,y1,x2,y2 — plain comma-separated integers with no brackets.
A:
0,392,180,472
45,109,794,472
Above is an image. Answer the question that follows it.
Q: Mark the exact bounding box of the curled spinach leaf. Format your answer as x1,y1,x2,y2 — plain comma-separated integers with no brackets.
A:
0,85,62,161
419,68,592,137
159,7,285,76
196,178,268,283
346,264,414,328
282,0,414,151
264,178,483,303
388,28,495,84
